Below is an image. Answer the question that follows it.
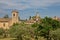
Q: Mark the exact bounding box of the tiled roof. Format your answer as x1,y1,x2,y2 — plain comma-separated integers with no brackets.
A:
0,18,11,22
12,10,19,13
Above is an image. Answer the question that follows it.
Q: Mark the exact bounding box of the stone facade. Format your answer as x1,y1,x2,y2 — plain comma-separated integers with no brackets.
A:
0,10,19,29
26,13,41,24
53,16,60,21
0,10,41,29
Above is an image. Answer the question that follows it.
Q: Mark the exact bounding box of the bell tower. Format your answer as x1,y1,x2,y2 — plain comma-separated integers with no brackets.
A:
12,10,19,24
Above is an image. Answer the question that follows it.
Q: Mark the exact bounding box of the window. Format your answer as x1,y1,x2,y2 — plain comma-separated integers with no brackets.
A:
3,23,5,27
13,14,15,16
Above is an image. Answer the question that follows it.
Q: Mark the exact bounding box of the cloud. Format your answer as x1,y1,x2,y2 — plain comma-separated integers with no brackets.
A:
0,0,31,10
0,0,60,19
26,0,60,8
0,0,60,10
0,9,7,15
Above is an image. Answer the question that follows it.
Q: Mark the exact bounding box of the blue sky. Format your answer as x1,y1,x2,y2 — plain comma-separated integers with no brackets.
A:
0,0,60,19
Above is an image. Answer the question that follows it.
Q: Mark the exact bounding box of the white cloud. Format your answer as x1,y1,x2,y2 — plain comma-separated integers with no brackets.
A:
0,0,60,10
0,9,7,14
0,0,31,10
26,0,60,8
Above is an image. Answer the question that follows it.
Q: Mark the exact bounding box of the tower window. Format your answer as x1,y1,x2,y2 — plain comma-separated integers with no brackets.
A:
13,14,15,16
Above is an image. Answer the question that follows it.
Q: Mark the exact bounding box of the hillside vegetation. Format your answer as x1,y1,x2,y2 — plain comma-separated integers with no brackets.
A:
0,17,60,40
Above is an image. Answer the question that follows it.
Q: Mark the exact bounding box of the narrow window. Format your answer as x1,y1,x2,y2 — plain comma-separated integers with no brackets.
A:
3,23,5,27
13,14,15,16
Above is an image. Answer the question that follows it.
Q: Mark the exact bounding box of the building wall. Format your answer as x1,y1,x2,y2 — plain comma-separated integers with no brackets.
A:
0,22,9,29
12,11,19,24
0,10,19,29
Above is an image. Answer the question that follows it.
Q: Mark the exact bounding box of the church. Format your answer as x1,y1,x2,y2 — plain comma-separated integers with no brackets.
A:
0,10,19,29
0,10,41,29
0,10,59,29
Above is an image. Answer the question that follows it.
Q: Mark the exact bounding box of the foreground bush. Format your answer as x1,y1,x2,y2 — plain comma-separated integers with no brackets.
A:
0,28,5,38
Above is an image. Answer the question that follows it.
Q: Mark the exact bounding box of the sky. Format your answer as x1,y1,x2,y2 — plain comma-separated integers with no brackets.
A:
0,0,60,19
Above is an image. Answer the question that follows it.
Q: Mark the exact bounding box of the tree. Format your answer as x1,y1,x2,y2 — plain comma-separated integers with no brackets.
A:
29,16,31,20
40,17,60,40
51,28,60,40
0,28,4,35
32,17,60,40
0,28,5,38
9,23,20,38
3,14,9,18
8,16,60,40
9,23,34,40
32,22,40,40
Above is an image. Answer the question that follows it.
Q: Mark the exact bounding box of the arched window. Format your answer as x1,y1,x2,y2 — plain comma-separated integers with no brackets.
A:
13,14,15,16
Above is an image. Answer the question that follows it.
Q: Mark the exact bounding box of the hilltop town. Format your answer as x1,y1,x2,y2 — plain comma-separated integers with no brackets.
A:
0,10,60,40
0,10,60,29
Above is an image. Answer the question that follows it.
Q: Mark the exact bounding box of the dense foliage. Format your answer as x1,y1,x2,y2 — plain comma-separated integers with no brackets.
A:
0,17,60,40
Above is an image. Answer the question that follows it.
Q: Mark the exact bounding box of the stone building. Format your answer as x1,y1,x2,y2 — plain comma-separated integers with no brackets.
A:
26,12,41,24
0,10,19,29
0,10,41,29
53,16,60,21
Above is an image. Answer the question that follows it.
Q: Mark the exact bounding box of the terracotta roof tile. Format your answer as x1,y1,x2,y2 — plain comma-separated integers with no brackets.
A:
0,18,11,22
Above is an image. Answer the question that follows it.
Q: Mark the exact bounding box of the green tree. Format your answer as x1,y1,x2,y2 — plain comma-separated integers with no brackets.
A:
29,16,31,20
0,28,4,35
40,17,60,40
9,23,34,40
3,14,9,18
32,22,40,40
51,28,60,40
0,28,5,38
32,17,60,40
9,23,20,38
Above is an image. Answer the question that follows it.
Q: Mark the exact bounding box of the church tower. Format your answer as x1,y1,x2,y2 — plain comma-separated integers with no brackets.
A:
12,10,19,24
35,12,40,21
